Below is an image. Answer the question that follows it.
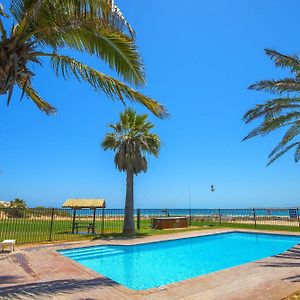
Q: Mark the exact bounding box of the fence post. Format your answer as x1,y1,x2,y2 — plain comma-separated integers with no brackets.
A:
218,208,221,225
137,209,141,230
253,208,257,228
71,209,76,233
101,208,105,236
49,208,54,241
297,208,300,229
92,208,96,234
189,208,192,227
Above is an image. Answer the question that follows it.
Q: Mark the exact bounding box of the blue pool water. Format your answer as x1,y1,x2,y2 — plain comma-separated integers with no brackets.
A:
59,232,300,290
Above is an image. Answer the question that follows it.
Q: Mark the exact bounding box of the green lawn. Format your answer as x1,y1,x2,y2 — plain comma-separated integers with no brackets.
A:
1,217,299,244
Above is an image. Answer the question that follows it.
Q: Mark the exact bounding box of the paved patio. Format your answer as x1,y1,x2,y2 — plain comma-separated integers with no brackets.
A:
1,228,300,299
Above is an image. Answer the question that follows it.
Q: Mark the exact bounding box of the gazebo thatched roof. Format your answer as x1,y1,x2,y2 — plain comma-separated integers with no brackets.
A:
62,198,105,209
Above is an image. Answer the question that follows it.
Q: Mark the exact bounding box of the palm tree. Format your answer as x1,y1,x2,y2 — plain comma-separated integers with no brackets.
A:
0,1,166,117
102,108,160,236
243,49,300,165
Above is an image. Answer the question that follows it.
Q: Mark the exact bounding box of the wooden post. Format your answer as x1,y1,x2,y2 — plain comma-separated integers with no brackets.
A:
218,208,221,225
137,209,141,230
92,208,96,234
72,209,76,233
253,208,257,228
101,208,105,236
49,208,55,241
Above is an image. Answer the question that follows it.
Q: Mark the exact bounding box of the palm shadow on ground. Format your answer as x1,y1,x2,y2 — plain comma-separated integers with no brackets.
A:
0,278,118,298
0,275,22,284
258,246,300,282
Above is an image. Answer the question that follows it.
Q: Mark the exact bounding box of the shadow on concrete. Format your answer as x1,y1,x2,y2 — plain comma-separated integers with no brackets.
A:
0,249,12,255
259,247,300,268
259,246,300,282
275,248,300,259
0,277,118,298
282,274,300,282
0,275,21,284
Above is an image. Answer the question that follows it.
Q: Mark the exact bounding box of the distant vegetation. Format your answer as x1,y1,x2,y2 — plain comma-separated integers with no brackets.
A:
0,200,70,218
4,198,27,218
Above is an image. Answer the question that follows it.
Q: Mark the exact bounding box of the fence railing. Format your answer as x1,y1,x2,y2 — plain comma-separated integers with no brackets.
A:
1,207,300,244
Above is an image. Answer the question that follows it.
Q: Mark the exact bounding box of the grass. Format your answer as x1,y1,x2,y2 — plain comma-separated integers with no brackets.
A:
1,217,300,245
197,221,300,232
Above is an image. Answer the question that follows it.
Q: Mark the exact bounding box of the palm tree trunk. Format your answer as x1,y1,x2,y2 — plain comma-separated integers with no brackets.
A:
123,168,135,236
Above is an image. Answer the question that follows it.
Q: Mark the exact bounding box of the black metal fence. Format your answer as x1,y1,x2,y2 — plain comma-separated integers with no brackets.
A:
1,207,300,244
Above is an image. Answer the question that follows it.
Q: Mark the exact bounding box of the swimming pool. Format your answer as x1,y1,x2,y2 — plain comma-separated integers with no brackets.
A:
59,231,300,290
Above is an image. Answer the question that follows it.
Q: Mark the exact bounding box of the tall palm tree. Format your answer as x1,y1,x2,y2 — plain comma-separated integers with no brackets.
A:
102,108,160,236
0,0,166,117
243,49,300,165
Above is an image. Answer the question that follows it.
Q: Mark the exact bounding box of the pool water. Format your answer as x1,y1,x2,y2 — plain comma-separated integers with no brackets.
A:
59,232,300,290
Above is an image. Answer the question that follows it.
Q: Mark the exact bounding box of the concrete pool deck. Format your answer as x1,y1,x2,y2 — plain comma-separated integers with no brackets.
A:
1,228,300,299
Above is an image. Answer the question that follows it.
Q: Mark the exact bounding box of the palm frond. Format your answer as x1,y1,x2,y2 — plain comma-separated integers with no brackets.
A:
0,3,8,17
17,81,56,115
265,49,300,74
267,142,299,165
295,143,300,162
60,0,134,36
243,112,300,140
109,0,134,36
249,78,300,94
268,122,300,157
46,53,167,118
10,0,134,36
10,0,44,21
101,133,119,150
243,97,300,124
10,1,141,84
55,25,145,86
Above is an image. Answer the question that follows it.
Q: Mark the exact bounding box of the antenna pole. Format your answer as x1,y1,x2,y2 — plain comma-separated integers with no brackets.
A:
188,180,191,226
188,181,191,210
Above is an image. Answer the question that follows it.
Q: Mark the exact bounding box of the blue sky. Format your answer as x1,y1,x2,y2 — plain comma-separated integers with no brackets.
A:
0,0,299,208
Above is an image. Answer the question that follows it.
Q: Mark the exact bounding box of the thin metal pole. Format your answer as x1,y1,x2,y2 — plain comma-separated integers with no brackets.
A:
188,180,191,226
49,208,54,241
218,208,221,225
188,181,191,212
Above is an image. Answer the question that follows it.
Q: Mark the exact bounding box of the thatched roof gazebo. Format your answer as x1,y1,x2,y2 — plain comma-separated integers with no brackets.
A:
62,198,106,234
62,198,105,209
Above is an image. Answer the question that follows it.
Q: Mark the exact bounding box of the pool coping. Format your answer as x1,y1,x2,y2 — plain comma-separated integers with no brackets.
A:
3,227,300,299
58,229,300,251
54,228,300,296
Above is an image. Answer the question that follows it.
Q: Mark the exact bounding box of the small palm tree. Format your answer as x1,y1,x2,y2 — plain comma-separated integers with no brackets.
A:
243,49,300,165
102,108,160,236
0,1,166,117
